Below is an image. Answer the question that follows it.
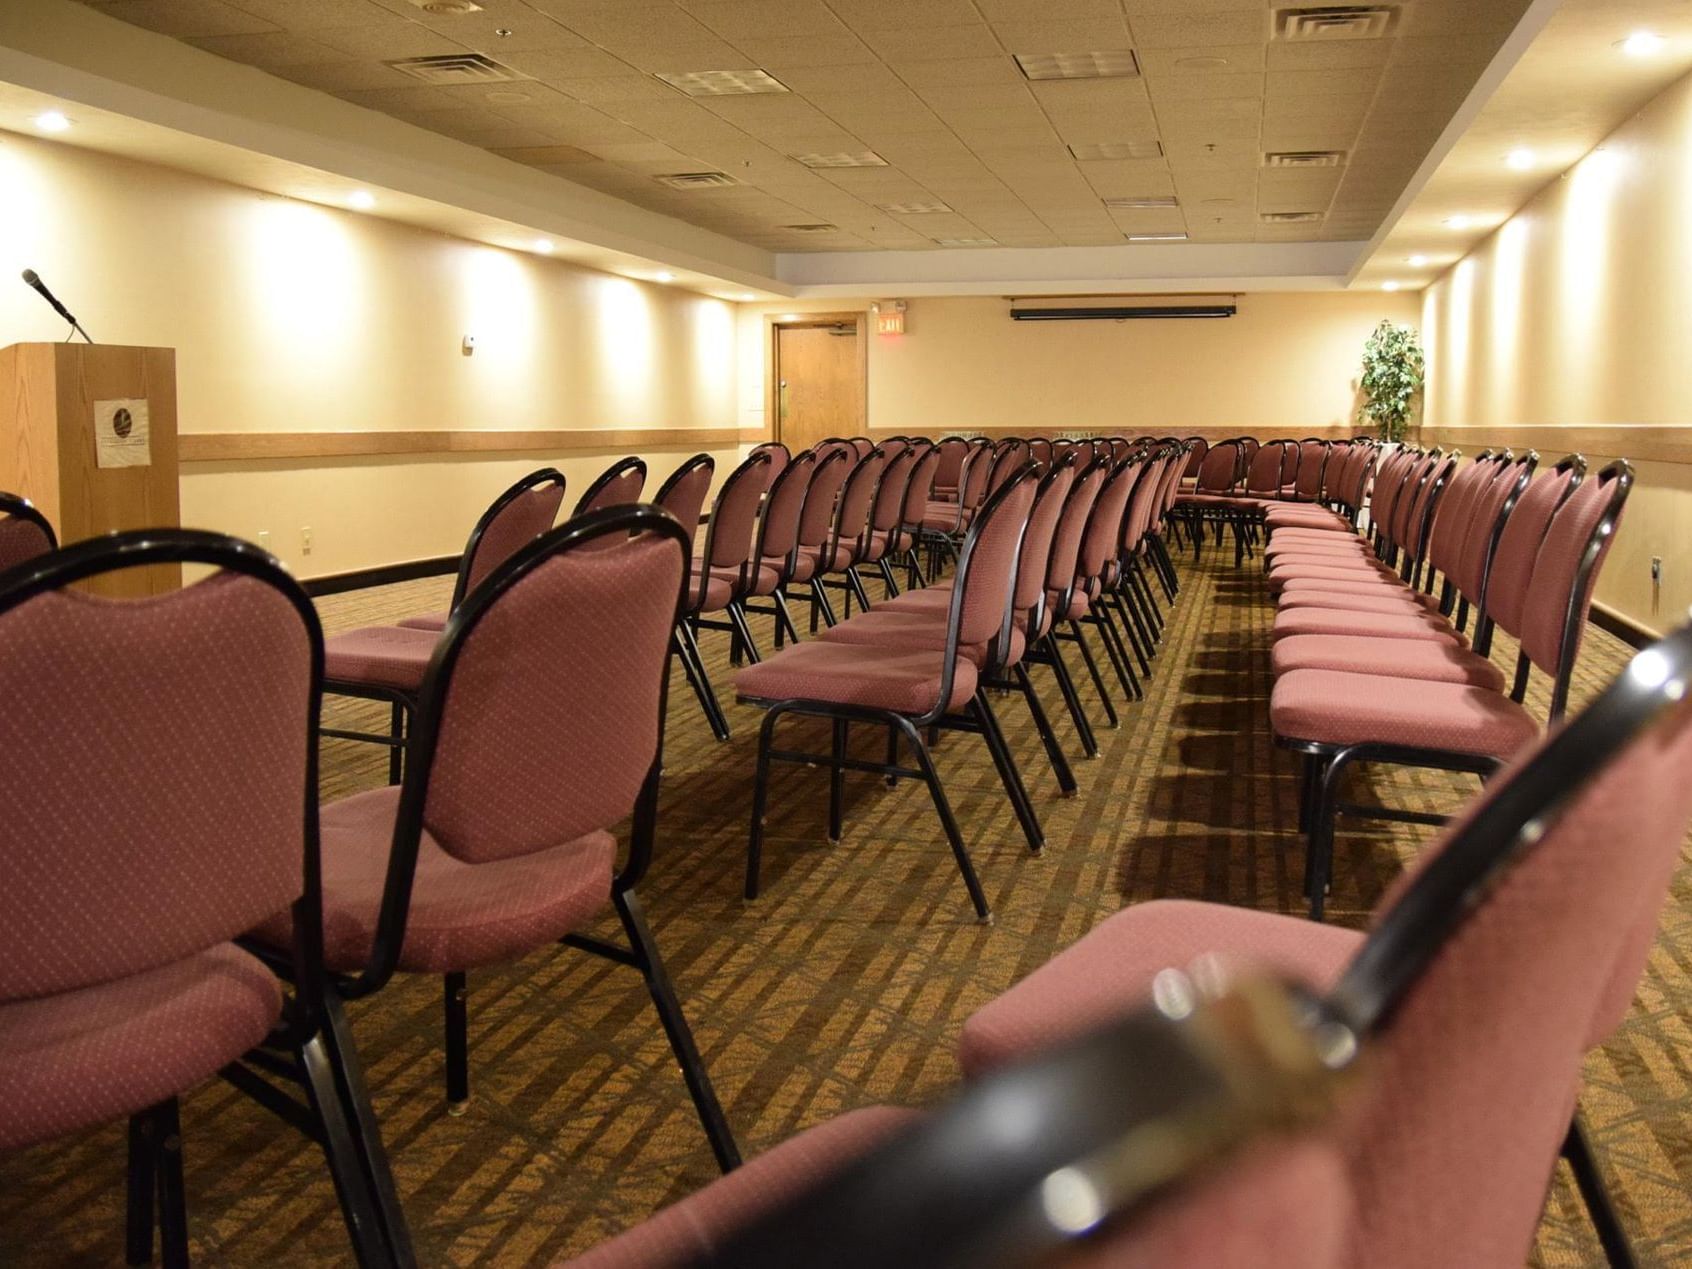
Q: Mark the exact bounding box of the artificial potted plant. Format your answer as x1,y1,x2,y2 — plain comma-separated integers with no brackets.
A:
1358,319,1426,443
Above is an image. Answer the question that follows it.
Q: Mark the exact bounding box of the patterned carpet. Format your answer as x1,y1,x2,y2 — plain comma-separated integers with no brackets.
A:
3,544,1689,1266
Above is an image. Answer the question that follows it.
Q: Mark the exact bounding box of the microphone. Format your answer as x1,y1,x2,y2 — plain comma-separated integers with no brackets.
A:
20,269,92,342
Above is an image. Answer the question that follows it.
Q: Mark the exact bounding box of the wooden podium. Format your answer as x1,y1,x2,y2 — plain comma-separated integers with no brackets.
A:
0,343,180,596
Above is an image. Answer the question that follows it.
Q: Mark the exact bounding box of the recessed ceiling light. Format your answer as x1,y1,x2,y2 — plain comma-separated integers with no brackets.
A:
1617,30,1665,57
1014,51,1140,81
33,110,70,133
655,271,675,282
1382,281,1401,292
1127,232,1188,242
780,313,800,321
793,151,887,169
933,237,998,247
878,201,952,214
656,69,789,96
1069,140,1163,161
1104,196,1179,210
784,223,841,234
533,238,554,253
1174,55,1231,71
1505,147,1535,171
1408,254,1428,267
738,293,757,301
1445,214,1470,230
348,190,377,210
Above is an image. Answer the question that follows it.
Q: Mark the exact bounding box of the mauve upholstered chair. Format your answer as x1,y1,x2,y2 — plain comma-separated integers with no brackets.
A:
775,447,851,636
0,491,56,573
0,530,410,1268
1172,438,1247,560
886,441,940,592
803,446,885,625
854,445,922,603
735,469,1038,922
747,441,790,482
558,974,1352,1269
929,436,973,502
326,468,567,782
1051,456,1143,720
681,450,772,721
572,455,647,516
258,506,740,1174
733,450,819,650
960,620,1692,1267
651,454,722,737
920,440,993,576
1275,459,1633,917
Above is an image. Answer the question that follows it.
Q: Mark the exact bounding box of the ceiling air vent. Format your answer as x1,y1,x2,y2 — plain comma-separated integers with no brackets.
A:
386,53,519,84
784,223,842,233
1272,6,1398,41
653,171,739,190
402,0,483,13
1264,150,1346,168
1260,211,1325,222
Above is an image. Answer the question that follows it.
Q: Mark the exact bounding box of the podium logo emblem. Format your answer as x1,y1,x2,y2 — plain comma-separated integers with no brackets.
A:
111,407,133,439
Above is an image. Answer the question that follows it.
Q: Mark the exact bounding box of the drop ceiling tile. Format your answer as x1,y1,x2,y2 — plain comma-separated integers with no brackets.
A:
698,95,841,135
605,98,754,139
276,60,422,93
587,140,697,165
1079,159,1176,199
1126,11,1269,50
856,25,1006,62
1260,120,1365,152
302,23,466,61
229,0,401,27
825,0,984,29
682,0,850,41
1266,67,1384,99
1142,69,1264,100
83,0,278,37
768,62,905,96
1399,1,1527,38
184,30,345,67
990,18,1135,52
334,83,461,112
724,33,881,66
498,46,642,79
549,75,679,106
1264,38,1394,72
1134,42,1265,75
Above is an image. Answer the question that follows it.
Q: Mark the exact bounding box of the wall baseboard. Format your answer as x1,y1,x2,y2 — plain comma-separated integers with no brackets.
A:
180,426,762,463
302,554,458,598
1589,601,1659,651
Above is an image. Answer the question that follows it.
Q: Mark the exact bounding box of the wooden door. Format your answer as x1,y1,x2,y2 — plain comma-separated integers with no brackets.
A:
775,320,864,450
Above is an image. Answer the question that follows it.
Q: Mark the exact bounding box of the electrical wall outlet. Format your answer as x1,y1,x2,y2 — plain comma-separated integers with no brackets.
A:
301,526,313,555
1652,556,1663,583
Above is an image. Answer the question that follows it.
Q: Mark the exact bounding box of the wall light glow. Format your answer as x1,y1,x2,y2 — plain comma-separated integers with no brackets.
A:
347,190,376,211
1506,148,1536,171
655,270,675,282
595,276,656,413
1446,214,1471,230
33,110,71,133
1382,280,1401,291
1408,254,1429,267
533,238,554,253
1619,30,1665,57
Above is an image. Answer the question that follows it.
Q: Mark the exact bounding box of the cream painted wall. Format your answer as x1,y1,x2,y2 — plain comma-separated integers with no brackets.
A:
0,129,740,578
735,292,1418,438
1421,67,1692,634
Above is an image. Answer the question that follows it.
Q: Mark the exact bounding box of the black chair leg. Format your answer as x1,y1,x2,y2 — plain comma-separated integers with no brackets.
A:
1307,750,1350,921
885,721,900,786
1013,662,1077,796
847,567,874,614
151,1099,189,1269
829,717,847,842
126,1109,158,1266
1091,610,1141,702
387,703,406,786
809,578,839,628
727,602,762,664
297,1025,405,1268
1042,636,1099,759
877,557,902,599
617,886,743,1173
1068,622,1119,728
675,624,730,741
896,714,991,923
746,708,780,899
444,972,469,1113
316,993,415,1266
1563,1112,1639,1269
772,591,801,646
971,692,1044,854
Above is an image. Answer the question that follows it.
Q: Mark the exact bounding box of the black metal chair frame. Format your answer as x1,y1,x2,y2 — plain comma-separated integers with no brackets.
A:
321,505,742,1174
739,470,1041,924
804,447,887,628
0,490,58,562
570,454,646,516
736,450,821,652
0,529,415,1269
319,466,567,783
1281,459,1633,921
650,454,725,739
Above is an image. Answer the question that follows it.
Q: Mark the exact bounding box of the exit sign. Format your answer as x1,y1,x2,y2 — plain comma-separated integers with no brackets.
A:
876,311,905,335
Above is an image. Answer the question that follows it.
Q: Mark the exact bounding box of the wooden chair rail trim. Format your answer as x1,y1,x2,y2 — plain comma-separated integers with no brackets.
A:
1418,425,1692,467
178,427,762,463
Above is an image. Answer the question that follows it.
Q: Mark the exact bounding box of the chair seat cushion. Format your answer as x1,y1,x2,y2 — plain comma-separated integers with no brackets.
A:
1274,589,1439,618
1271,634,1506,690
324,625,439,693
1266,560,1398,595
734,641,977,715
921,503,966,530
1266,511,1347,531
958,900,1360,1078
254,787,614,974
819,610,1025,669
0,945,282,1150
1270,668,1539,756
561,1107,917,1269
878,583,952,616
1276,574,1415,601
1264,538,1371,562
396,610,449,632
714,562,781,597
689,571,734,612
1272,606,1456,643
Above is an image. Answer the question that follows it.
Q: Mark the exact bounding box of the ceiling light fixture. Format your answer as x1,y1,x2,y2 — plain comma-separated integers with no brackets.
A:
656,68,790,97
1408,254,1428,267
1127,232,1188,242
1618,30,1665,57
533,238,554,253
348,190,377,210
1445,214,1470,229
793,151,888,169
1014,51,1141,81
655,271,675,282
1505,147,1535,171
1070,140,1163,161
1382,281,1401,291
933,237,998,247
1104,196,1179,210
33,110,70,133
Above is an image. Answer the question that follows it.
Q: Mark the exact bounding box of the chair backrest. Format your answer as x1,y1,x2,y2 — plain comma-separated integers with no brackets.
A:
849,437,875,459
752,451,818,578
0,532,319,1004
933,437,972,492
653,454,715,558
1045,462,1107,604
899,445,940,531
409,507,687,872
0,492,57,574
1243,440,1293,497
868,447,920,536
956,441,996,511
1182,436,1209,476
986,440,1030,494
1328,621,1692,1269
748,442,790,483
1152,443,1188,527
692,452,771,608
1076,459,1138,583
1421,452,1502,580
1120,450,1169,552
1453,451,1536,607
1028,437,1054,466
1008,457,1077,629
1294,440,1328,499
827,450,885,564
879,437,909,460
452,468,567,609
949,467,1038,652
1475,457,1586,646
1193,441,1241,493
572,456,647,517
1364,447,1418,542
797,449,852,550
